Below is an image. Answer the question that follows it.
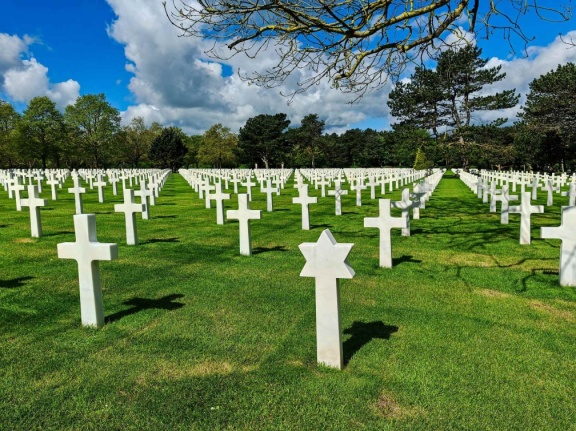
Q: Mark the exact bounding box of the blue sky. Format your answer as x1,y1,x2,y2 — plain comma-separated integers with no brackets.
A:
1,1,575,134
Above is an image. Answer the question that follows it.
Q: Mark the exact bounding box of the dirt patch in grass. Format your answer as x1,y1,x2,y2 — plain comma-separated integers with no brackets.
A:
373,391,425,420
151,359,257,380
477,289,512,299
13,238,35,244
529,301,575,322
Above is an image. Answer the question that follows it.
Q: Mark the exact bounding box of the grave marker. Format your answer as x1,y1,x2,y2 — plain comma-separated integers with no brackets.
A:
293,184,317,230
114,189,144,245
226,194,261,255
57,214,118,328
20,185,47,238
541,207,576,286
299,229,354,370
364,199,407,268
508,191,544,245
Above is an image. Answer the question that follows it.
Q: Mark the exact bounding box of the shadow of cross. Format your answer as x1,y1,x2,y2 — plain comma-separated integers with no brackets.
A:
342,321,399,366
105,294,185,323
0,276,35,288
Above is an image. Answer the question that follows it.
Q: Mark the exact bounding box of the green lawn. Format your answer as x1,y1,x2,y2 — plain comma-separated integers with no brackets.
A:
1,170,575,430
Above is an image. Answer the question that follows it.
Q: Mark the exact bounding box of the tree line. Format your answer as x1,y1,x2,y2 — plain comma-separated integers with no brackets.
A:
1,46,574,172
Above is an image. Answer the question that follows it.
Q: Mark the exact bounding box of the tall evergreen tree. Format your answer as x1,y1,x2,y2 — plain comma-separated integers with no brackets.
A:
388,45,519,169
520,63,576,171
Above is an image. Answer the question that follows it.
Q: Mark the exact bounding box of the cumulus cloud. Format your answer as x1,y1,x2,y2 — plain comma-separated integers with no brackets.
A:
106,0,576,134
106,0,391,134
474,31,576,124
0,33,80,110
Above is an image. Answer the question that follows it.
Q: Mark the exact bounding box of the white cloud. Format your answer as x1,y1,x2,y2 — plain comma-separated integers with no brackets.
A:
475,31,576,125
0,33,80,110
106,0,391,134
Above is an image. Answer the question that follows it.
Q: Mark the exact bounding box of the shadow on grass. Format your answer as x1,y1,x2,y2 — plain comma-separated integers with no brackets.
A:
0,276,35,288
312,223,333,229
343,321,398,366
43,230,74,237
252,245,288,255
106,294,185,323
393,255,422,265
155,215,177,219
144,237,180,244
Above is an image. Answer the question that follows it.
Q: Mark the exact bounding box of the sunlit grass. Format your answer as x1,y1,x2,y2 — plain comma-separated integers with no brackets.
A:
1,170,575,430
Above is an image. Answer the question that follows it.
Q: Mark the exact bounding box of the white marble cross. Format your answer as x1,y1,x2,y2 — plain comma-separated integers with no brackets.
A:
114,189,144,245
242,177,257,201
57,214,118,328
499,184,518,224
202,179,215,209
134,180,151,220
12,176,25,211
351,178,367,207
68,174,86,214
328,180,348,216
209,182,230,225
317,176,330,197
293,184,318,230
46,175,59,200
226,193,261,255
541,206,576,286
508,191,544,245
299,229,354,370
260,179,278,212
391,188,414,237
94,174,107,203
20,185,47,238
562,182,576,207
367,176,378,200
364,199,407,268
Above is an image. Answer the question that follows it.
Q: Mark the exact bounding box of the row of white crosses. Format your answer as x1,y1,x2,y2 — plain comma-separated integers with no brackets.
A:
460,169,576,286
298,171,445,369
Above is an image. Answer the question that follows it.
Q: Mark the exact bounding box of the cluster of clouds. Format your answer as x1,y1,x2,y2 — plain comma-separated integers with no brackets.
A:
0,33,79,111
1,0,576,134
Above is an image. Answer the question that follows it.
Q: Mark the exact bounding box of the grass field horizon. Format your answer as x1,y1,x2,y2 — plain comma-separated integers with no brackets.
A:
1,170,575,430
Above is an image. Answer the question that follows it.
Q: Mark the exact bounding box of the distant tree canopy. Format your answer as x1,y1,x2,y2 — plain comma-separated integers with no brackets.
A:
165,1,570,99
1,58,576,171
149,126,188,172
238,113,291,169
198,123,238,168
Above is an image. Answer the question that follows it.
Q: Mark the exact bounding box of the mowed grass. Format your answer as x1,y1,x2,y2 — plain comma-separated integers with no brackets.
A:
1,170,576,430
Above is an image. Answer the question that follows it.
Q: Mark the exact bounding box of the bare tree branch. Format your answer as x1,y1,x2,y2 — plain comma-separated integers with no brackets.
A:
163,1,572,99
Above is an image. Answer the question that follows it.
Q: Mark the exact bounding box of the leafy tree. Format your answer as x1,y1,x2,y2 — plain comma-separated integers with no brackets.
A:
291,114,325,168
520,63,576,172
183,134,203,168
388,125,433,167
64,94,121,168
149,126,188,171
197,123,238,168
238,113,290,168
0,100,21,168
120,117,162,167
317,133,351,168
413,148,429,170
165,1,568,97
18,96,65,169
